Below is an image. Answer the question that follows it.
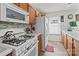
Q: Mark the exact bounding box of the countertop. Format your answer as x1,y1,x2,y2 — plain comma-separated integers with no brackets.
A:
62,28,79,41
25,33,41,37
0,45,12,56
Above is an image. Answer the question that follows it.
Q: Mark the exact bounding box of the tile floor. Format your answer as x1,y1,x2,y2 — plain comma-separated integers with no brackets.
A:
43,34,68,56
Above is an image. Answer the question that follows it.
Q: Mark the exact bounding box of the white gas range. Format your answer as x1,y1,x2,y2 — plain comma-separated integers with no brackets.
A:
0,29,38,56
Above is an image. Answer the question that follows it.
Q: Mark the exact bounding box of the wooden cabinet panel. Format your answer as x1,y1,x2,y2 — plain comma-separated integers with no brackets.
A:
38,34,42,55
67,36,72,48
63,33,67,48
35,11,45,17
29,5,36,24
14,3,45,24
74,40,79,56
74,40,79,48
67,35,73,56
14,3,29,12
61,32,79,56
19,3,29,12
61,32,64,44
61,32,67,48
75,48,79,56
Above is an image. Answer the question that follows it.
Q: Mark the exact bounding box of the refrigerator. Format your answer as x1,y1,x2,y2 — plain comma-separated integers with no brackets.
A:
35,16,48,51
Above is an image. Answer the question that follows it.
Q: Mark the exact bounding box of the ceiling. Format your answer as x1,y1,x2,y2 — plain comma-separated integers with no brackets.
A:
30,3,79,14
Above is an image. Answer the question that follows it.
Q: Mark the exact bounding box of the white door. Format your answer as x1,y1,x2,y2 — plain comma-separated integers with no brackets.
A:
48,17,61,34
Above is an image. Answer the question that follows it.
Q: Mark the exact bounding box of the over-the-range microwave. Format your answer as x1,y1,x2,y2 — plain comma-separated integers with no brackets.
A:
0,3,29,23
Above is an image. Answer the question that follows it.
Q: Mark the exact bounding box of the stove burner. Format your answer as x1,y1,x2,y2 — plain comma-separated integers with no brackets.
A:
2,38,26,46
2,33,34,47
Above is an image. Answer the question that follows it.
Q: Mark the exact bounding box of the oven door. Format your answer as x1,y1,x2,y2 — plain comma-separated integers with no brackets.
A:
24,42,38,56
28,43,38,56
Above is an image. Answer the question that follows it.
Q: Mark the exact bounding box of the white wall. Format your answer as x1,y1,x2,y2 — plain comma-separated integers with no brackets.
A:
46,9,79,29
46,9,79,41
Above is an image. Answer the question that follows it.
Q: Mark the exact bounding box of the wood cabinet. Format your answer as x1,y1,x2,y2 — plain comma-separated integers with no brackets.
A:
61,31,79,56
15,3,36,24
61,32,67,48
38,34,42,56
36,11,45,17
61,32,64,44
14,3,45,24
74,40,79,56
29,5,36,24
67,35,73,56
14,3,29,12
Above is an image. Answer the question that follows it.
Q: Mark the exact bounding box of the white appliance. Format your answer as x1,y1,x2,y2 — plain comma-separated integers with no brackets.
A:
48,17,61,34
0,3,29,23
35,16,45,51
45,17,49,47
0,29,38,56
0,36,38,56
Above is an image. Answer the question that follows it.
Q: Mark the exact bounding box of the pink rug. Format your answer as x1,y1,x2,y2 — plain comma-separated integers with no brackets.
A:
45,43,54,52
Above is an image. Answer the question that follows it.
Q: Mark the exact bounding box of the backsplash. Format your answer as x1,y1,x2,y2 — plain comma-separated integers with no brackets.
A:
0,22,29,30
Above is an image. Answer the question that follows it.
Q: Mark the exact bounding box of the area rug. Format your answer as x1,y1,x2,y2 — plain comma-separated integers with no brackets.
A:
45,43,54,52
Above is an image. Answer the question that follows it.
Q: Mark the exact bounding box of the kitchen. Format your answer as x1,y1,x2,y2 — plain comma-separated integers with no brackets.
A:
0,3,79,56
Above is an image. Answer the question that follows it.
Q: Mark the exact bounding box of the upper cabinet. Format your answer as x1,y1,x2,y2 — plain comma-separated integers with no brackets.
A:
14,3,29,12
29,5,36,24
36,10,45,17
15,3,36,24
15,3,45,24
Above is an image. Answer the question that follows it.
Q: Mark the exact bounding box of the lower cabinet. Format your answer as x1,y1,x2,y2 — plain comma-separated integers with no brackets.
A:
61,32,67,49
38,34,43,56
75,48,79,56
74,40,79,56
67,35,73,56
61,32,79,56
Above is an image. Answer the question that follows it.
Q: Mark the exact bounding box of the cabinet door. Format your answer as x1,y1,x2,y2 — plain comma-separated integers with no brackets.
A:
61,32,64,44
75,48,79,56
38,34,42,55
61,32,67,48
67,35,73,56
29,5,36,24
63,33,67,48
74,40,79,56
15,3,29,12
19,3,29,12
